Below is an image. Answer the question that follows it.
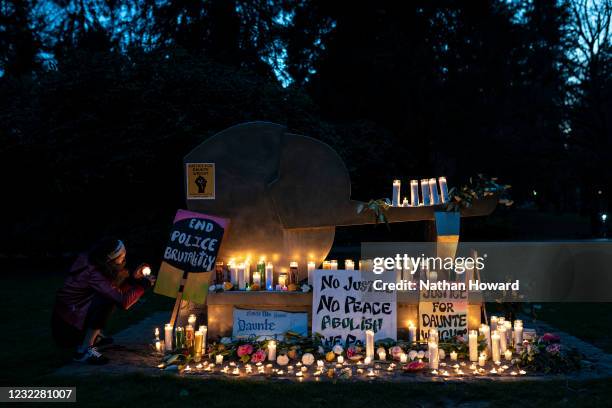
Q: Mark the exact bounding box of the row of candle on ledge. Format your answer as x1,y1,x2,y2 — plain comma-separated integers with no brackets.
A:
391,177,449,207
214,258,365,289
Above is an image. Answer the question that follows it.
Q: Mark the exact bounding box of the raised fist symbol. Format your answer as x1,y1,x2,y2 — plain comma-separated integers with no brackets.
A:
195,175,207,193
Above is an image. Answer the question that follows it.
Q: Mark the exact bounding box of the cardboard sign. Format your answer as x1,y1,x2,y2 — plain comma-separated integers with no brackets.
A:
162,209,227,272
419,289,468,341
186,163,215,199
232,308,308,340
154,209,229,302
312,269,396,347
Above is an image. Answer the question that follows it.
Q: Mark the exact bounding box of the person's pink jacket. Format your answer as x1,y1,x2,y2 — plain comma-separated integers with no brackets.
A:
54,254,148,330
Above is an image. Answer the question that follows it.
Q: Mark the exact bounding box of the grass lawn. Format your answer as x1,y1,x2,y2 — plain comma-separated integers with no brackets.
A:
2,269,612,407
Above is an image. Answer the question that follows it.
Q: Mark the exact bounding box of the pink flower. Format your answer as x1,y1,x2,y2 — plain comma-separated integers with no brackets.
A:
251,349,266,363
541,333,561,343
403,361,426,372
546,343,562,355
346,346,357,358
237,344,254,357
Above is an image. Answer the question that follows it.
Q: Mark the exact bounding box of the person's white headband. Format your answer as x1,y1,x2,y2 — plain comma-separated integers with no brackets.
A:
107,240,126,261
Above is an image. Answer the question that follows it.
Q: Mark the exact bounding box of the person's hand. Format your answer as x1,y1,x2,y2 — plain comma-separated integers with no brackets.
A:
133,263,150,280
146,275,157,286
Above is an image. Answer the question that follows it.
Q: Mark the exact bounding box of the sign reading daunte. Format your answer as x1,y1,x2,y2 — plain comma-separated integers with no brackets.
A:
162,209,226,272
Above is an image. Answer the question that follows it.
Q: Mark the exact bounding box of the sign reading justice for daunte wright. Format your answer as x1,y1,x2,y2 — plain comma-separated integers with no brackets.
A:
312,269,397,347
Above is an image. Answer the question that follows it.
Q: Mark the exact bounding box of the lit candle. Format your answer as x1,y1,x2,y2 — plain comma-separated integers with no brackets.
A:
420,179,431,206
498,325,507,353
337,356,344,364
429,328,439,344
365,330,375,360
402,197,409,207
252,271,261,286
490,316,498,332
330,260,338,270
505,349,512,361
480,324,491,355
175,326,185,350
514,320,523,349
410,180,419,206
278,273,287,289
307,262,316,285
142,266,151,276
155,340,161,353
268,340,276,361
392,179,401,207
469,330,478,362
429,178,440,205
504,321,512,345
244,261,251,285
265,262,274,290
478,353,486,367
188,314,197,327
194,331,203,360
185,324,195,349
364,356,372,365
345,259,355,270
450,351,458,361
408,321,417,344
289,261,298,284
438,177,449,203
400,353,408,363
378,349,386,361
229,261,238,284
197,326,207,355
491,331,501,363
428,342,439,369
154,327,160,340
216,354,224,364
164,323,173,351
322,261,331,270
237,263,246,290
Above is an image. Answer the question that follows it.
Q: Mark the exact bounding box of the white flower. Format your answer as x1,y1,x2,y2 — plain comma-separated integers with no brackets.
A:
439,349,446,360
277,355,289,366
301,284,311,293
417,350,425,359
301,353,315,366
408,350,418,360
333,345,344,355
376,346,386,355
220,337,232,344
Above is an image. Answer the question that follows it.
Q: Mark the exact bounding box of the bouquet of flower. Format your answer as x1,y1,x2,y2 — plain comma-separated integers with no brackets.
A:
519,333,581,373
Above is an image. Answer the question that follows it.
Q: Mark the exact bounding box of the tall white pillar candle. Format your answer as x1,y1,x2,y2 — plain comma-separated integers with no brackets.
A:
408,321,417,344
230,263,238,285
504,321,512,345
410,180,419,206
428,342,439,369
265,262,274,290
365,330,375,360
252,271,261,286
491,331,501,363
237,262,246,290
164,323,173,351
244,261,251,285
345,259,355,270
429,178,440,205
480,324,491,356
514,320,523,348
307,261,316,285
429,328,439,344
498,326,507,353
420,179,431,206
469,330,478,362
490,316,498,332
268,340,276,361
438,177,449,203
392,180,401,207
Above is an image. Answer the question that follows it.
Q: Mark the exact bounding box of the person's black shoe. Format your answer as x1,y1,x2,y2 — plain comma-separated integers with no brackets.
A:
73,346,109,365
93,334,114,347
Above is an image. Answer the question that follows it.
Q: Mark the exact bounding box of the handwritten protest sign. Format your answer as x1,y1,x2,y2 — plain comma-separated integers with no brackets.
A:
312,269,396,347
232,309,308,340
419,289,468,341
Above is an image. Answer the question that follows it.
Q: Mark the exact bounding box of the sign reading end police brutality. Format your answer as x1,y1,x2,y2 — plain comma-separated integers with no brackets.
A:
163,209,226,272
312,270,396,347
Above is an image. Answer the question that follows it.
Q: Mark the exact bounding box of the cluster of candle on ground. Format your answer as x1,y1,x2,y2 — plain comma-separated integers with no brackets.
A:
161,314,207,361
391,177,449,207
477,317,523,363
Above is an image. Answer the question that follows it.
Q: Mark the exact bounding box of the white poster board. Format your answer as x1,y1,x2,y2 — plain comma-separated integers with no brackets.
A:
232,308,308,340
312,269,396,347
